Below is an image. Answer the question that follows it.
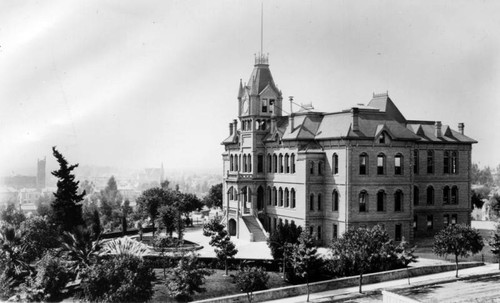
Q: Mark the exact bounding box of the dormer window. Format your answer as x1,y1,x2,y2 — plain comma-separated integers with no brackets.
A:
262,99,268,113
379,133,386,144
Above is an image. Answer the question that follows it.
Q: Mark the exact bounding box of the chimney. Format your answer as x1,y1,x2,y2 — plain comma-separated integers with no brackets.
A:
458,123,464,135
435,121,442,138
229,122,233,135
233,119,238,134
352,107,360,132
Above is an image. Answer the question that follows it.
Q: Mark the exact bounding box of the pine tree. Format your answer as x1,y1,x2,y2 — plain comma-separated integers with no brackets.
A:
51,147,85,233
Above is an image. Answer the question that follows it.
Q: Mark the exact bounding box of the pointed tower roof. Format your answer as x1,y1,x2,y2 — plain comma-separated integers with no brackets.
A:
237,79,244,99
367,92,406,123
247,54,281,96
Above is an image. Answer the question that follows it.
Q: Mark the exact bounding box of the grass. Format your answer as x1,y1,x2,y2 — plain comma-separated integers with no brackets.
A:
151,269,291,302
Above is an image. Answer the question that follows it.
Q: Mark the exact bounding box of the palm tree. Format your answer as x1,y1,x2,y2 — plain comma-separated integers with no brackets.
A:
0,225,31,279
60,226,101,272
101,236,151,258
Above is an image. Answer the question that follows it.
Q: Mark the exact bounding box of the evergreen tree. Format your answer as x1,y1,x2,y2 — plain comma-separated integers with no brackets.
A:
203,218,238,275
50,147,85,233
290,232,318,302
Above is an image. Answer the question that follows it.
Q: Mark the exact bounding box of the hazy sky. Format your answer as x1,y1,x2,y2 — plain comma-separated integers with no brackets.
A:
1,0,499,176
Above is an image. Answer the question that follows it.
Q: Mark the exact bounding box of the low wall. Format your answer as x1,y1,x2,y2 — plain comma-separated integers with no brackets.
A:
194,262,483,303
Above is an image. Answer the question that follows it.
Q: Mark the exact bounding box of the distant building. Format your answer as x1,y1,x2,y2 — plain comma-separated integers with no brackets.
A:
222,54,476,244
37,157,46,189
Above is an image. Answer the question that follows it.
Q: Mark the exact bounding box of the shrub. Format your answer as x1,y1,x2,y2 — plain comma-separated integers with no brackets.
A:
81,254,155,303
165,254,212,302
235,266,269,302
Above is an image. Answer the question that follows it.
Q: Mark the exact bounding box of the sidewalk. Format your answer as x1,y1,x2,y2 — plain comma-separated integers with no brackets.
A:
266,263,499,303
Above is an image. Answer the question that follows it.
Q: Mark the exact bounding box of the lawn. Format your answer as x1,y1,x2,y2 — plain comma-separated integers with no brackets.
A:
151,268,291,302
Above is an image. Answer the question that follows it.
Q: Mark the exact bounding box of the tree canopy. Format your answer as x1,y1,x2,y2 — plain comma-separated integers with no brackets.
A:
202,183,222,208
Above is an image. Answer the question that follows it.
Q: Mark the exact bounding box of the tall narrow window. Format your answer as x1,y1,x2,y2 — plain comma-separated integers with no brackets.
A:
243,155,247,172
394,190,403,212
379,132,386,144
257,154,263,173
413,149,419,174
427,215,433,230
267,154,272,173
451,186,458,204
309,161,314,175
333,153,339,174
332,190,339,211
285,188,289,207
309,226,314,236
414,186,419,206
235,155,239,171
291,189,296,208
427,150,434,174
273,154,278,173
317,226,322,240
451,214,457,225
309,194,314,211
291,154,296,173
395,224,402,241
317,194,322,211
427,186,434,205
443,151,450,174
230,155,234,171
377,154,386,175
279,187,283,207
359,153,368,175
359,191,367,212
377,190,385,212
273,187,277,206
413,215,417,230
262,99,268,112
285,154,290,173
228,187,234,200
395,154,403,175
267,187,272,205
333,224,338,239
451,151,458,174
318,162,323,175
248,154,252,172
443,186,450,204
279,154,284,173
443,214,449,226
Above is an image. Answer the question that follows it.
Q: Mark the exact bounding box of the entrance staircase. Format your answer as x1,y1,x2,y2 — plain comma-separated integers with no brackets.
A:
242,216,267,242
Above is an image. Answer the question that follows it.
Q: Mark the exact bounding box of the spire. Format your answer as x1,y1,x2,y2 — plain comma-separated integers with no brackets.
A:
237,79,244,99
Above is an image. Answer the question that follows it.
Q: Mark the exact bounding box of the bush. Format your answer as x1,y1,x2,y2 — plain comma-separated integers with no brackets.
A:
235,266,269,294
24,253,71,302
80,255,155,303
165,254,212,301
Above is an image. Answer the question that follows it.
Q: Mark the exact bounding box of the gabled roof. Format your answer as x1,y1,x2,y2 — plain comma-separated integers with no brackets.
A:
406,123,477,143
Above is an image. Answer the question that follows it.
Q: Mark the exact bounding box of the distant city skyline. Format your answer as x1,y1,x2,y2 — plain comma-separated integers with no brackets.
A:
1,1,499,176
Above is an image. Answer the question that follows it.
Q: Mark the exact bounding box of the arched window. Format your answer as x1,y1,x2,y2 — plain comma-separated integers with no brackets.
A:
377,190,385,212
285,154,290,173
247,187,252,203
444,151,450,174
267,154,272,173
237,155,240,171
273,154,278,173
414,186,419,206
291,188,296,208
257,154,263,173
332,190,339,211
427,186,434,205
332,153,339,174
279,154,284,173
395,154,403,175
413,149,419,174
309,161,314,175
248,154,252,172
443,186,450,204
279,187,283,207
359,191,368,212
228,186,234,200
243,155,247,172
377,153,386,175
230,155,234,171
309,194,314,211
451,151,458,174
451,186,458,204
273,187,277,206
285,188,289,207
267,186,272,205
394,190,403,212
359,153,368,175
427,150,434,174
291,154,296,173
317,194,322,211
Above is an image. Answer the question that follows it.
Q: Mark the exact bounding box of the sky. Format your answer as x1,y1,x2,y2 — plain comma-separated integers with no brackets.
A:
1,0,499,176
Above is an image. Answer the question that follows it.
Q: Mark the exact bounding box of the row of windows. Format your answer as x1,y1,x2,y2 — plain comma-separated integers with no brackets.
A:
308,154,340,175
358,153,404,175
229,154,252,172
413,150,459,175
268,216,294,234
413,185,459,206
309,191,340,211
358,190,405,212
241,119,271,131
267,153,296,174
227,186,252,202
415,214,458,230
267,186,297,208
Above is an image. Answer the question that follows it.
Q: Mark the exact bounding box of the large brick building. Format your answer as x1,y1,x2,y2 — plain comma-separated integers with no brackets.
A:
222,54,476,244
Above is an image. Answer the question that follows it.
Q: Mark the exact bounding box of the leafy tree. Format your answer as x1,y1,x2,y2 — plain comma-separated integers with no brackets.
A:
489,224,500,270
203,218,238,275
91,209,102,240
267,221,303,277
50,147,85,233
80,254,155,303
177,193,203,227
395,238,418,285
433,224,484,277
203,183,223,208
136,187,172,237
165,254,212,301
19,216,59,263
290,232,318,302
159,205,180,238
330,225,399,293
235,266,269,303
160,179,170,190
0,203,26,228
